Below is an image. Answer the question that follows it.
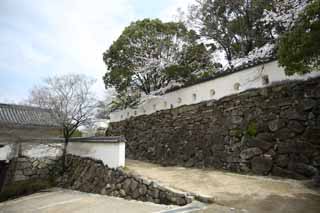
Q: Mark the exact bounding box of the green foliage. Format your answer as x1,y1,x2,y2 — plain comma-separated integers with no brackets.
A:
278,0,320,75
0,179,53,202
246,121,257,137
166,43,216,83
71,129,82,137
107,92,141,112
188,0,277,63
103,18,216,95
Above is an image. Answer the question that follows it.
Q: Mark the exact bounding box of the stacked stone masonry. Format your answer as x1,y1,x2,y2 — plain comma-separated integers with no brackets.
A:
59,155,192,206
108,77,320,179
5,156,62,184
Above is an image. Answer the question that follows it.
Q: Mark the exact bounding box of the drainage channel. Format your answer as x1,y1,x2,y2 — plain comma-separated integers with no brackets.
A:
156,201,207,213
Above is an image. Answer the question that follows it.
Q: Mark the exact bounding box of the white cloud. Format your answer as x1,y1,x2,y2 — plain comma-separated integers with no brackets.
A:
0,0,137,102
0,0,198,103
160,0,195,21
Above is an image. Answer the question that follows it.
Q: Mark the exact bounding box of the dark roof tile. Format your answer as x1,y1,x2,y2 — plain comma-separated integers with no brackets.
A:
0,103,60,128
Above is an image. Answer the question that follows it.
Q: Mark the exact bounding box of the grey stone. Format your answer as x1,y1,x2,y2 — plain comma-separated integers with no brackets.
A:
312,156,320,167
244,137,273,151
100,187,107,195
142,178,152,185
251,155,273,175
119,189,126,197
303,99,316,111
17,161,32,170
177,198,187,206
288,121,305,133
275,155,289,168
130,179,139,192
240,163,250,173
37,162,47,169
231,115,243,124
123,179,131,191
276,128,296,140
304,128,320,144
289,163,318,178
240,148,263,160
131,189,140,199
138,184,148,195
280,109,307,121
150,188,160,199
277,142,296,154
17,158,28,162
256,132,275,142
14,174,28,181
268,119,284,132
105,183,112,189
23,168,35,176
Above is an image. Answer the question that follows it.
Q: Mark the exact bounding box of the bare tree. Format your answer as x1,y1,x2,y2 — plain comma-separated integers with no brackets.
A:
27,74,96,170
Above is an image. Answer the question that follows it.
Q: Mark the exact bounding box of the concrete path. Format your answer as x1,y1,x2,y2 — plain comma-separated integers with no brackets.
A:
126,160,320,213
0,188,174,213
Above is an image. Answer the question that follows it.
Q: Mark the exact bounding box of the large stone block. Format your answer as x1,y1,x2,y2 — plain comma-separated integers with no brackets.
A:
240,148,263,160
244,136,273,151
275,154,289,168
288,162,318,178
251,155,273,175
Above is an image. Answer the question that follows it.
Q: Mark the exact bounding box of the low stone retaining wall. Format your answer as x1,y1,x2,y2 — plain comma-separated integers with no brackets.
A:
2,143,63,187
108,77,320,179
5,157,62,184
59,155,192,206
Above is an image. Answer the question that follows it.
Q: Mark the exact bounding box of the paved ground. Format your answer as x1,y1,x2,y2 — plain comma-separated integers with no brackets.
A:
126,160,320,213
0,188,174,213
1,162,319,213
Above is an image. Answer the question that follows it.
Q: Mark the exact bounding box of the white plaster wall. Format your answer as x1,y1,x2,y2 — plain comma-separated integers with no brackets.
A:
67,142,125,168
21,143,63,159
0,143,63,161
0,144,14,162
110,61,320,122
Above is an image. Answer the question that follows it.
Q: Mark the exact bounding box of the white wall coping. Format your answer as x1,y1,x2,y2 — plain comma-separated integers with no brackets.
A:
67,139,125,168
110,60,320,122
0,136,127,168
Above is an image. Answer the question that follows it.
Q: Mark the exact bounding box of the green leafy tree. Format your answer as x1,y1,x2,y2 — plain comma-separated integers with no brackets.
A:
103,18,216,95
188,0,277,64
107,92,141,112
278,0,320,75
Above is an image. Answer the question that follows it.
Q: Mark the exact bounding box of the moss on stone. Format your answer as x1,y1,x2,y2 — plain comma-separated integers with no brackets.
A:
246,121,257,137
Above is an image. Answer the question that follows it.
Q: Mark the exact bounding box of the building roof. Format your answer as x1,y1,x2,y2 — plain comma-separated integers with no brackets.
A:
0,103,60,128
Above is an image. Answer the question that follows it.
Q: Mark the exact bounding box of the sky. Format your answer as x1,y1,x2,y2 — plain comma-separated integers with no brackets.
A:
0,0,194,104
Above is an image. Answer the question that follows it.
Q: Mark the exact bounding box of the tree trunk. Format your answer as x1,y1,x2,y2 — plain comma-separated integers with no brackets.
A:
62,137,69,173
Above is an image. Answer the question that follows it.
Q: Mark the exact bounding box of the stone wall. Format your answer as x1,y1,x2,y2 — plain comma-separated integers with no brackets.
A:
59,155,192,206
5,156,62,184
108,77,320,179
2,143,63,187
